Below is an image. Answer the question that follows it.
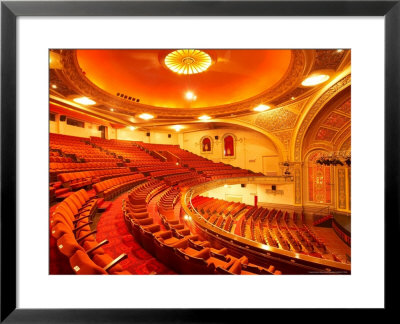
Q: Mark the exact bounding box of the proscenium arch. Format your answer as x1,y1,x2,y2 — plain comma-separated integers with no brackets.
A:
300,87,351,161
291,67,351,162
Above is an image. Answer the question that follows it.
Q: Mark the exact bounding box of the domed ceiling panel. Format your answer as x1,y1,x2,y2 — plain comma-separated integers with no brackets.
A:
76,49,292,109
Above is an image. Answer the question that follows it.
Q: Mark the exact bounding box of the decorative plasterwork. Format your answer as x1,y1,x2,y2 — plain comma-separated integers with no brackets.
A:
340,137,351,151
315,127,338,141
273,130,293,150
293,73,351,162
336,99,351,115
311,49,346,72
255,108,298,132
270,87,310,106
304,143,334,156
210,118,286,161
321,112,350,129
164,49,212,75
50,70,78,98
333,125,351,150
57,49,307,118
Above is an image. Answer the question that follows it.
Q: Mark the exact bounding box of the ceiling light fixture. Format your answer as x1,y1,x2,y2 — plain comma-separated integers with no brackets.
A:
129,126,136,131
301,74,330,86
291,97,296,100
198,115,211,121
139,113,154,120
185,91,197,101
110,108,114,112
337,49,344,52
51,84,57,89
73,97,96,105
172,125,184,132
253,104,270,112
165,49,212,75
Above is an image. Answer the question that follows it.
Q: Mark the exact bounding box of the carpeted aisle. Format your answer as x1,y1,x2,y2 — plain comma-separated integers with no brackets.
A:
96,192,176,275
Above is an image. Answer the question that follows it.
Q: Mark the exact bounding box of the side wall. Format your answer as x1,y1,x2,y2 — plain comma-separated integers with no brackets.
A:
182,128,279,174
204,183,295,206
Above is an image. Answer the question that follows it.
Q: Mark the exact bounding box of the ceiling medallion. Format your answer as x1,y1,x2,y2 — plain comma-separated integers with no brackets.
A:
165,49,212,75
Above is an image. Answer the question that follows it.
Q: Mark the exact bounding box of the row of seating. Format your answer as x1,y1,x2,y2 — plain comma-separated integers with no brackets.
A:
50,189,129,274
192,195,341,261
134,142,260,180
93,174,148,200
50,156,74,163
58,168,135,189
123,181,280,275
51,134,118,163
50,162,121,173
163,173,204,186
149,169,192,179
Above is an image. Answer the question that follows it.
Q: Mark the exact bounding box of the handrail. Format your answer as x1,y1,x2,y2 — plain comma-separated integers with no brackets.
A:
332,218,351,246
181,180,351,273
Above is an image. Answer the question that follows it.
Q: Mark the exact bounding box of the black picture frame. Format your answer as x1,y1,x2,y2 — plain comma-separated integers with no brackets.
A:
1,0,399,322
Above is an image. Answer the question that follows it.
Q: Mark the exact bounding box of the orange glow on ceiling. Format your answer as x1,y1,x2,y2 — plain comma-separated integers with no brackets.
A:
76,49,292,109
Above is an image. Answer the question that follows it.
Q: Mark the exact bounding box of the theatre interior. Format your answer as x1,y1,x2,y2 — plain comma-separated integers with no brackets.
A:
49,49,351,275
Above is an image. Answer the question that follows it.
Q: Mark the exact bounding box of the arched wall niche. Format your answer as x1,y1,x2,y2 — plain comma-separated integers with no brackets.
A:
210,118,285,162
222,133,237,158
200,135,213,154
182,127,279,174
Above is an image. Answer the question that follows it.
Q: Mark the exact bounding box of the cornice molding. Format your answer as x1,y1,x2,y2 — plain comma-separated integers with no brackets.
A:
58,49,307,118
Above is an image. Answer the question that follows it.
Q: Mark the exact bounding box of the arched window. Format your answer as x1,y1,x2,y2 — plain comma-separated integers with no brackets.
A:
223,134,235,157
200,136,213,153
307,151,332,204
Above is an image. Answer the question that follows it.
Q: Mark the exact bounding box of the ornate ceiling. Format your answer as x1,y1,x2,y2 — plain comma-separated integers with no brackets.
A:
49,48,351,160
301,86,351,159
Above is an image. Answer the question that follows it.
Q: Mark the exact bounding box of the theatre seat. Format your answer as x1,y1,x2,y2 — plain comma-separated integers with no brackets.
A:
57,233,85,258
69,250,108,275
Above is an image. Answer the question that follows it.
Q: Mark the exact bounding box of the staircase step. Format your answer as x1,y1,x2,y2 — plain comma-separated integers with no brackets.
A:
98,201,112,212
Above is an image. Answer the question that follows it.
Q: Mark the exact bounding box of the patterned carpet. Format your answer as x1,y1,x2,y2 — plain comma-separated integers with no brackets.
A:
96,192,176,275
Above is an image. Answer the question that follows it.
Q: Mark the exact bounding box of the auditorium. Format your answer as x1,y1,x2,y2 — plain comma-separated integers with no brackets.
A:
49,49,351,275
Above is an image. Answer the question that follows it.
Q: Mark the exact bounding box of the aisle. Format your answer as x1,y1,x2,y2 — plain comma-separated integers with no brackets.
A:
96,192,176,275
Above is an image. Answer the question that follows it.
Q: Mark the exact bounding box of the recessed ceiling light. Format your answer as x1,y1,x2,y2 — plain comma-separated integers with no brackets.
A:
51,84,57,89
198,115,211,121
73,97,96,105
129,126,136,131
185,91,196,101
291,97,295,100
139,113,154,120
172,125,184,132
110,108,114,112
254,104,270,112
301,74,330,86
337,49,344,52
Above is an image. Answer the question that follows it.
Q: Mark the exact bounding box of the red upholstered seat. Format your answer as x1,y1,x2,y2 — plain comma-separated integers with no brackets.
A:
69,250,108,275
57,233,85,257
51,222,72,240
